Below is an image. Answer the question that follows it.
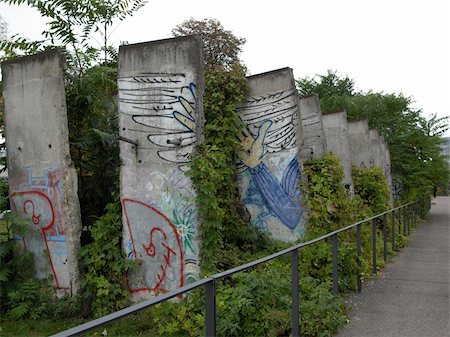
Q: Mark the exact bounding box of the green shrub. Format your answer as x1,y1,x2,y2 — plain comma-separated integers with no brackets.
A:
80,193,133,317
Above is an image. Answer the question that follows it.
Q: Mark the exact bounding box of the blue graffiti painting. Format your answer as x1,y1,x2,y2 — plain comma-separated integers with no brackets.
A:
249,158,302,229
237,89,303,230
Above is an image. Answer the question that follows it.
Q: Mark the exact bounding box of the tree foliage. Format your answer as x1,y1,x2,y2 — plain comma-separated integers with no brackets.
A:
0,0,146,68
297,70,450,200
172,18,246,71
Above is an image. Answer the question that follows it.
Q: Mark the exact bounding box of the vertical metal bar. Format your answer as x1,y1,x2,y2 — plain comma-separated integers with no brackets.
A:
291,249,299,337
332,235,339,295
413,204,416,228
403,206,407,236
372,218,377,274
383,213,387,262
407,205,410,235
391,210,395,251
205,279,216,337
356,224,362,292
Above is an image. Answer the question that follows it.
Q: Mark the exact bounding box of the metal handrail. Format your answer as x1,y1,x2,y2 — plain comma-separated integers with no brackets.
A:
52,199,424,337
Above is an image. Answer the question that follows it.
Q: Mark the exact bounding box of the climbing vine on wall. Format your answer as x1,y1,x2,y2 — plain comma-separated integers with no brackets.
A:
302,152,364,237
188,64,267,273
352,166,390,216
80,193,134,317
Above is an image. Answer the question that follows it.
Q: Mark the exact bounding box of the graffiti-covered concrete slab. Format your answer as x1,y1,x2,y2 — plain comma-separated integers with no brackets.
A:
237,68,305,242
2,50,82,295
299,94,326,161
118,36,204,300
322,111,354,194
348,120,373,168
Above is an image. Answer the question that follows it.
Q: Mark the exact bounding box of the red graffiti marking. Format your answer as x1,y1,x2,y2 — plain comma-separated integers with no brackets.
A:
122,198,184,295
142,227,178,290
11,190,60,288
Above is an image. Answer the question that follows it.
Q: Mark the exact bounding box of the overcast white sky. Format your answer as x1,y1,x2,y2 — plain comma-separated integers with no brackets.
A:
1,0,449,134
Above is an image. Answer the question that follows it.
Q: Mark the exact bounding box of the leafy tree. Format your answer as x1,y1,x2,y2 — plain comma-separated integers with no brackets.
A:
297,70,449,201
297,70,354,112
0,0,146,70
0,0,148,228
172,18,246,71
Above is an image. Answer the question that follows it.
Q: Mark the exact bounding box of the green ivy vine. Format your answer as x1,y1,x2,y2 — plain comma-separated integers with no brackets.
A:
188,63,266,273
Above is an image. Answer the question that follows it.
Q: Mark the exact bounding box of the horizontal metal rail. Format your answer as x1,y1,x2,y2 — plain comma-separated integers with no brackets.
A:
52,200,423,337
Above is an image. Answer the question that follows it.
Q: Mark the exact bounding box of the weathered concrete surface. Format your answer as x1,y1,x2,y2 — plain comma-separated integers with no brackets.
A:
335,197,450,337
118,36,204,300
299,94,326,161
348,120,373,168
2,50,82,295
322,111,353,194
237,68,306,241
369,128,383,168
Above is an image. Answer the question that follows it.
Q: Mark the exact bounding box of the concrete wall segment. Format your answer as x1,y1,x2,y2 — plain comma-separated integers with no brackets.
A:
2,49,82,295
322,111,353,193
348,119,373,168
118,36,204,300
298,94,326,161
237,68,306,242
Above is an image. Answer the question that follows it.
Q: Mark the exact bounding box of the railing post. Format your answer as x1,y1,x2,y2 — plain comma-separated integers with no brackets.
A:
372,218,377,274
403,206,407,236
356,224,362,292
391,210,395,251
332,235,339,295
414,203,417,228
407,205,410,235
205,279,216,337
383,213,387,262
291,249,300,337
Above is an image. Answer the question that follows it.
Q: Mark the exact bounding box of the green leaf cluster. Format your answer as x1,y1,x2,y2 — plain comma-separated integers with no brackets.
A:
297,70,450,202
80,193,134,318
0,179,85,320
302,153,364,237
150,256,346,337
188,63,268,273
65,65,120,233
0,0,147,68
352,166,390,216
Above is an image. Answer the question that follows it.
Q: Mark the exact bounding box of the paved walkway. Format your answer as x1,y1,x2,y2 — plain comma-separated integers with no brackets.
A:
336,196,450,337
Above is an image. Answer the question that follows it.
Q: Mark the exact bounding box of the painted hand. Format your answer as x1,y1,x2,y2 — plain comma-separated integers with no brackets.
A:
237,120,272,168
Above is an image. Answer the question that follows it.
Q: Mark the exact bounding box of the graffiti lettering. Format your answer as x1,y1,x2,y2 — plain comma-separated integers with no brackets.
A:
11,190,61,288
122,198,184,294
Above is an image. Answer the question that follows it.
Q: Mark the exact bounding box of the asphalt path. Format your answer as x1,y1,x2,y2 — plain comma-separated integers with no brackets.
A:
335,196,450,337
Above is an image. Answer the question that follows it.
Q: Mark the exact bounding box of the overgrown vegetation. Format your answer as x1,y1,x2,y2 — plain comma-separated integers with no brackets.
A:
0,0,142,322
352,165,390,216
0,179,84,321
297,70,450,202
80,193,134,318
174,19,269,273
0,4,436,336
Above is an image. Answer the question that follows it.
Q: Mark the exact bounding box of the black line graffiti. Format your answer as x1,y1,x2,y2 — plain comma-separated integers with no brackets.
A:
237,89,299,155
118,73,197,165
